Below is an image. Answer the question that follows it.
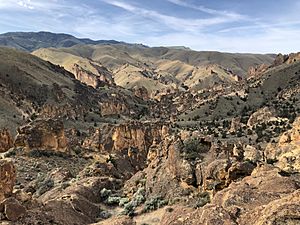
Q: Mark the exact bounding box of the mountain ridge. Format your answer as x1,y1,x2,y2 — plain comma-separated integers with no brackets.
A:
0,31,145,52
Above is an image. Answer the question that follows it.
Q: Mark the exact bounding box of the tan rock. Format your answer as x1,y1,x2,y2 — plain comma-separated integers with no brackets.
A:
38,177,122,225
161,125,170,138
243,145,262,162
265,117,300,172
72,63,114,88
229,117,242,133
247,107,275,127
161,165,300,225
100,102,130,116
83,122,164,176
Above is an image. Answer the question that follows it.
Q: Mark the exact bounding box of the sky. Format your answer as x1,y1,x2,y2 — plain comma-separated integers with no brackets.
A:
0,0,300,53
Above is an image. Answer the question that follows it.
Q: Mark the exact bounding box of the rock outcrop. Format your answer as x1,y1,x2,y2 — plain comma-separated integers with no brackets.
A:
272,52,300,67
229,117,242,133
265,117,300,173
132,86,149,100
72,63,114,88
248,64,269,77
82,122,165,178
14,119,68,152
100,102,130,116
15,177,122,225
0,129,13,153
161,165,300,225
247,107,275,127
0,160,16,202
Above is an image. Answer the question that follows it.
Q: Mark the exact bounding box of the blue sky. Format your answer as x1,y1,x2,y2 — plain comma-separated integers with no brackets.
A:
0,0,300,53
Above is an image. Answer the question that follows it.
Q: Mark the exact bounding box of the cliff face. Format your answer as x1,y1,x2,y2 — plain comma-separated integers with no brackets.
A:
14,119,68,152
72,63,114,88
82,122,165,178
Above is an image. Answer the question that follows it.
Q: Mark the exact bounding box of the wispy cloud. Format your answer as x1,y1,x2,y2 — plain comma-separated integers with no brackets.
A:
101,0,243,32
166,0,243,19
219,20,300,33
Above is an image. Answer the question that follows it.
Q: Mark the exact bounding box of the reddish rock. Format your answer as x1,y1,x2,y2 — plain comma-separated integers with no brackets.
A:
0,129,13,153
0,160,16,202
247,64,269,77
132,86,149,100
1,197,26,222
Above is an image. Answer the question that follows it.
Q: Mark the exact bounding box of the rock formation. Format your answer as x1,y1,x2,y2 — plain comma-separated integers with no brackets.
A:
0,160,16,202
265,117,300,173
14,119,68,152
0,129,13,153
161,165,300,225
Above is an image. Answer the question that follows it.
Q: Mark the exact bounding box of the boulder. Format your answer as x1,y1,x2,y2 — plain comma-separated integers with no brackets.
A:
36,177,122,225
0,197,26,222
132,86,149,101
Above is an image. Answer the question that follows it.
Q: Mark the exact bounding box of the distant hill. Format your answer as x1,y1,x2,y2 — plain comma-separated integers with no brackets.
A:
33,44,275,94
0,31,125,52
35,44,274,77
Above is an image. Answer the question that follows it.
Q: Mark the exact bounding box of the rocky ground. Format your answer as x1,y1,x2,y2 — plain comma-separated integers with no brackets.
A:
0,46,300,225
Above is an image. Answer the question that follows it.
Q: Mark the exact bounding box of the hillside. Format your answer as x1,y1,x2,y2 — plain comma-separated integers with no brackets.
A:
37,43,274,77
32,43,274,94
0,47,149,134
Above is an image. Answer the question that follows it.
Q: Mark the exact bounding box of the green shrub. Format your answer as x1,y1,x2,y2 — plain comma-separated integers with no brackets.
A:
106,196,121,205
122,202,135,216
119,197,130,207
100,188,112,199
143,196,168,212
133,187,146,205
120,187,146,216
